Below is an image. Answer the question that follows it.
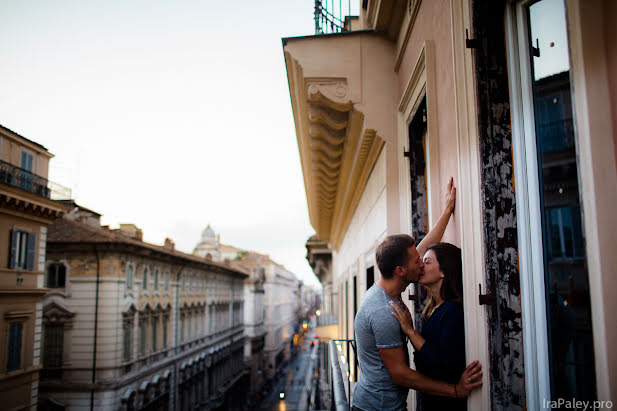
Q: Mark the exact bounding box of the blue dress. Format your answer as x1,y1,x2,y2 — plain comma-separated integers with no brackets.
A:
413,300,467,411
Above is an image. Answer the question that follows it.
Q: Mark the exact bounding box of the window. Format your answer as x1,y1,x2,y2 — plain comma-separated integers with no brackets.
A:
151,315,158,352
6,321,23,372
139,315,147,357
366,266,374,290
47,263,66,288
43,324,64,378
180,313,185,343
153,268,159,290
9,229,35,270
19,150,33,191
142,267,148,290
126,264,134,289
164,270,170,291
123,319,132,362
507,0,596,405
162,314,168,349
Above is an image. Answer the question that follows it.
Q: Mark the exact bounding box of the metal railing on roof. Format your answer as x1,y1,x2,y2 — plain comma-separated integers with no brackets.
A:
0,159,72,200
315,0,352,34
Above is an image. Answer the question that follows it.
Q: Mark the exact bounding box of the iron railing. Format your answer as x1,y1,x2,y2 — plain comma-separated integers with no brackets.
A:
0,159,51,198
329,339,357,410
0,159,72,200
315,0,352,34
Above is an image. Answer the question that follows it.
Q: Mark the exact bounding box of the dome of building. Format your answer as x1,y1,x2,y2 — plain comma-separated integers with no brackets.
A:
202,224,216,239
193,224,221,262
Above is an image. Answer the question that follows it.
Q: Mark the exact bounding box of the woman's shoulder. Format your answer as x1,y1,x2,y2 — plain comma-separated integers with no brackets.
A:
439,300,464,318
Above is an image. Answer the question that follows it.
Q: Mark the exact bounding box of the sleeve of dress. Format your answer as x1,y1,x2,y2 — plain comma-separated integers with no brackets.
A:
413,304,465,372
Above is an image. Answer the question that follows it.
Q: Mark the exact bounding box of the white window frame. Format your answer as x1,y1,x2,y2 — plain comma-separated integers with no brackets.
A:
505,1,552,408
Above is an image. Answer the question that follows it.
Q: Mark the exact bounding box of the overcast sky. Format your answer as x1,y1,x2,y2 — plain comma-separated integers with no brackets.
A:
0,0,347,288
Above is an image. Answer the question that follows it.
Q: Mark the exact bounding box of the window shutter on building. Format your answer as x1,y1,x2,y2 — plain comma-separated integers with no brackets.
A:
9,229,18,269
7,322,23,371
26,232,36,270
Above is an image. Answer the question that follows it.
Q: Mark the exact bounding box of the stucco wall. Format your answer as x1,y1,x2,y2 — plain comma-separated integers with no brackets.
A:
396,0,460,244
604,0,617,178
334,148,387,291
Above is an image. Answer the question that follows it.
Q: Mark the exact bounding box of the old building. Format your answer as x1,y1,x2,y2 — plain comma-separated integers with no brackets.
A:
39,204,249,410
0,125,69,410
284,0,616,409
192,224,221,262
230,252,302,381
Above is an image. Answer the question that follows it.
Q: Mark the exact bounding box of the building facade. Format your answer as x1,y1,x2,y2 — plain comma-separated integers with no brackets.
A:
0,125,69,410
284,0,616,409
231,252,302,381
39,205,249,410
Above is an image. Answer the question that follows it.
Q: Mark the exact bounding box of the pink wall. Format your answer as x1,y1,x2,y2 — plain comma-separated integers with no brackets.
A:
396,0,460,244
604,0,617,175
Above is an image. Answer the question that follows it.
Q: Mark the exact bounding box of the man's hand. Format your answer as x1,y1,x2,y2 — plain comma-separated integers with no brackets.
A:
455,360,483,397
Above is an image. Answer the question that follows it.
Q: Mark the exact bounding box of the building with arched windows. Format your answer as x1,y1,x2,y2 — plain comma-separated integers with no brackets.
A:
39,203,249,411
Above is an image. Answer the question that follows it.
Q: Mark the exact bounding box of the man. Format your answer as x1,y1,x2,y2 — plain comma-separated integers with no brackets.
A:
353,178,482,411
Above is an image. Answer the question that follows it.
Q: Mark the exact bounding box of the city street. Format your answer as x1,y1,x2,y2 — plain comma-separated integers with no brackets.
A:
259,333,318,411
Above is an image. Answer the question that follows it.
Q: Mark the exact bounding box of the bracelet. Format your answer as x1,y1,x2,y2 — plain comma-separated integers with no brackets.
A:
454,383,458,398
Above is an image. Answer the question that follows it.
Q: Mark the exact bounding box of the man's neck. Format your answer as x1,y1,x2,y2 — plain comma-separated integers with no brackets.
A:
377,278,405,300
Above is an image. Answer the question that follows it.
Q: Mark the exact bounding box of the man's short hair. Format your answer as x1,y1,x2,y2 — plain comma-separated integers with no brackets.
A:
376,234,416,279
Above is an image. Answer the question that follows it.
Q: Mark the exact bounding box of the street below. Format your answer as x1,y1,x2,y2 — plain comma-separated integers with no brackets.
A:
259,331,318,411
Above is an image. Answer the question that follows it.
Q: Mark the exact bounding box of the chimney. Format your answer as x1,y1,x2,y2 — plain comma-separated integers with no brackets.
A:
164,238,175,251
118,224,143,241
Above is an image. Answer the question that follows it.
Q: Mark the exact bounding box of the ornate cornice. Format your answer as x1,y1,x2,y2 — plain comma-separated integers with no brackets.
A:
285,52,385,248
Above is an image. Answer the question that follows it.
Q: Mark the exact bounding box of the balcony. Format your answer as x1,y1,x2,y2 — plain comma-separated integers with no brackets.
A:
0,159,71,200
314,0,353,34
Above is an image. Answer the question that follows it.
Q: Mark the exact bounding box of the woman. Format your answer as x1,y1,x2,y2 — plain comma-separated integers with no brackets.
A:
390,242,467,410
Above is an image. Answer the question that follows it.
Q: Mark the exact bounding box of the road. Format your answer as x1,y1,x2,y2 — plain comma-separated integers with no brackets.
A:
259,334,318,411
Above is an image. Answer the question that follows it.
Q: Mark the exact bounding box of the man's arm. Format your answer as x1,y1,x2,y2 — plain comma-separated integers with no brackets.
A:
379,346,482,397
416,177,456,257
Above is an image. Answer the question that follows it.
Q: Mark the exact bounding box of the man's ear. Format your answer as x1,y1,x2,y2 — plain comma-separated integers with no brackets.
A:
394,266,404,278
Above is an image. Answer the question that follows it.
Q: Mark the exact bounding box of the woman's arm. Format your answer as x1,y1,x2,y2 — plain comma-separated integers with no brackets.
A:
416,177,456,258
390,301,426,351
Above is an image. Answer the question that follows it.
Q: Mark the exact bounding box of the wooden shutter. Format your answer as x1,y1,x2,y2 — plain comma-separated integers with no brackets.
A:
7,322,23,371
9,230,18,269
26,232,36,270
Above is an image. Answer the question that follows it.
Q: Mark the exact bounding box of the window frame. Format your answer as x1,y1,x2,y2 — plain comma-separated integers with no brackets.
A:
505,1,554,407
9,229,36,270
6,321,24,372
47,263,67,289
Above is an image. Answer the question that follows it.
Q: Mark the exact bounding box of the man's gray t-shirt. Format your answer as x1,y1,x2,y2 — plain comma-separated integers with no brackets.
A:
353,284,409,411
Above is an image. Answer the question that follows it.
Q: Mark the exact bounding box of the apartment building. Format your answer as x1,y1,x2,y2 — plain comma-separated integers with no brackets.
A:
39,204,248,410
230,252,302,381
0,125,69,410
284,0,616,409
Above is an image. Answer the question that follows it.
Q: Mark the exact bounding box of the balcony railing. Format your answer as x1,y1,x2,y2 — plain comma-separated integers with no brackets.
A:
315,0,352,34
329,339,357,411
0,159,71,200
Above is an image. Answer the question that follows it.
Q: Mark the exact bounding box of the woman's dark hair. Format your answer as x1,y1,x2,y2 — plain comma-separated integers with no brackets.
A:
422,242,463,318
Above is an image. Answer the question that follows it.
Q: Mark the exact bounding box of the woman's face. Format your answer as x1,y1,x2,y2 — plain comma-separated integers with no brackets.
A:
419,249,444,287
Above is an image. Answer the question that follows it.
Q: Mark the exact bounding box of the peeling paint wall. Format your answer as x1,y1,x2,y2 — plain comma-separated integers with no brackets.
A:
407,97,429,332
471,0,525,409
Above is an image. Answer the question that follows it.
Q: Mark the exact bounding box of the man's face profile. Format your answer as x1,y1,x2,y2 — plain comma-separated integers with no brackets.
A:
400,245,423,284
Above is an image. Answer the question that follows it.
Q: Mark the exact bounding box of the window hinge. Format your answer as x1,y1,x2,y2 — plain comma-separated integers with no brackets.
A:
465,29,481,49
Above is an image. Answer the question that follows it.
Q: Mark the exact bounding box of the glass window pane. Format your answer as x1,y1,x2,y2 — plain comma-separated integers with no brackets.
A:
528,0,596,402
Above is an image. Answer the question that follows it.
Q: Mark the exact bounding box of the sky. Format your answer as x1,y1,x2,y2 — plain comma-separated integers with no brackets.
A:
0,0,330,288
